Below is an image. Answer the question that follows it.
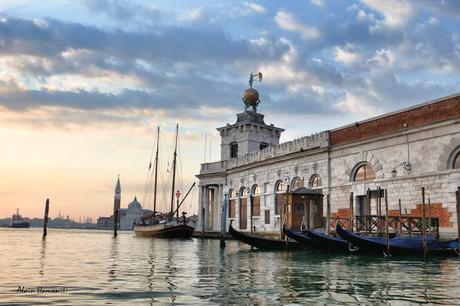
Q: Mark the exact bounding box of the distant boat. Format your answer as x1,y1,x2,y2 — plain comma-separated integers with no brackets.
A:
229,221,306,250
11,209,30,228
336,223,459,256
133,125,195,239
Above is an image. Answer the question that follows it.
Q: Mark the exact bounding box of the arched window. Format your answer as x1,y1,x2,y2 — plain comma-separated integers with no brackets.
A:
354,163,376,181
309,175,322,188
229,189,236,199
291,177,303,190
251,185,260,196
448,146,460,169
275,180,286,193
240,188,248,198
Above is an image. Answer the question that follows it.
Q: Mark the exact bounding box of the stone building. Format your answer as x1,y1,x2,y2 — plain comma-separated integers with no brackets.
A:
196,90,460,238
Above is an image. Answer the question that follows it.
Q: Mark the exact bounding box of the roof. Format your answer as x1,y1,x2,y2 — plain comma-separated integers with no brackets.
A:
289,187,323,197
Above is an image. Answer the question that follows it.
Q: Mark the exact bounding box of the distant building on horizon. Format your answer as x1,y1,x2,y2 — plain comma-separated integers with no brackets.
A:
97,177,152,230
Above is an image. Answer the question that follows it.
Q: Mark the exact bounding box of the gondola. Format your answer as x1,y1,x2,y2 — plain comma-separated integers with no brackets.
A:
303,228,351,251
282,225,317,249
336,223,459,256
229,221,306,250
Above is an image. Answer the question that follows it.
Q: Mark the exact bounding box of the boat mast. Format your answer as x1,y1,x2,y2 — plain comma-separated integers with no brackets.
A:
170,124,179,215
153,126,160,215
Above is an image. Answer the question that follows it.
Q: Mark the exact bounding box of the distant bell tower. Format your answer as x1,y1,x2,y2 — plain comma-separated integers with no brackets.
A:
217,72,284,160
113,176,121,227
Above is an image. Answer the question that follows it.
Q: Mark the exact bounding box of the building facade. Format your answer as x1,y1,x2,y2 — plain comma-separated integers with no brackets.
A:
196,91,460,238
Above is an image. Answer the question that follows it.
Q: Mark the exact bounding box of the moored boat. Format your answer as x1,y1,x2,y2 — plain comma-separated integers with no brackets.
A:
133,125,195,239
10,209,30,228
229,221,306,250
303,228,351,252
134,212,194,238
282,225,317,249
336,223,459,256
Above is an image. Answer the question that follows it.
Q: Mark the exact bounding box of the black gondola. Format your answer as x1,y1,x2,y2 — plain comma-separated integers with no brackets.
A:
303,228,351,252
229,221,306,250
336,223,459,256
282,225,316,248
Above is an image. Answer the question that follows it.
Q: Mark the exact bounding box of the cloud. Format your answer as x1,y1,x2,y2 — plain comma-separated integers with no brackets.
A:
334,91,380,116
334,44,360,66
360,0,414,28
274,11,319,39
310,0,325,8
243,2,266,14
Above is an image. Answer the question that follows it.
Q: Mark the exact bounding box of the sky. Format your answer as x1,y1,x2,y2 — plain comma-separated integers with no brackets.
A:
1,0,460,220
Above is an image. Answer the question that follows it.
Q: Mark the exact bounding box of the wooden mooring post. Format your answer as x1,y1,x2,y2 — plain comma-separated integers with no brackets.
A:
398,199,402,237
385,190,390,256
349,192,354,231
43,199,49,238
456,187,460,257
113,209,118,238
428,198,432,235
378,186,382,234
326,194,331,235
422,187,427,259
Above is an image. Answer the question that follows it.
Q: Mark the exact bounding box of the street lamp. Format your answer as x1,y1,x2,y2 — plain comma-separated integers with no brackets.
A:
175,190,181,219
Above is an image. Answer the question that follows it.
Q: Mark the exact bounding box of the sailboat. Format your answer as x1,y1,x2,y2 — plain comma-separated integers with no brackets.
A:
133,124,195,239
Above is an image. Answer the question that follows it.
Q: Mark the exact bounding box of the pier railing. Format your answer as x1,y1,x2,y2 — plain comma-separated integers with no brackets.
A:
330,215,440,237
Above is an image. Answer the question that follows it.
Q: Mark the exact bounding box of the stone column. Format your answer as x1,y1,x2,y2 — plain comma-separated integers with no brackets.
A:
209,187,214,231
198,185,204,230
217,184,224,231
203,186,209,230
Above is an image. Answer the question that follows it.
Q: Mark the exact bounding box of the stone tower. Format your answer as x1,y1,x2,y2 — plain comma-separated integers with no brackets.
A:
217,84,284,160
113,176,121,227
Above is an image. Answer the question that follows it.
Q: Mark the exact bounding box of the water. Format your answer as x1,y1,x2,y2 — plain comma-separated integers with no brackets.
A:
1,228,460,305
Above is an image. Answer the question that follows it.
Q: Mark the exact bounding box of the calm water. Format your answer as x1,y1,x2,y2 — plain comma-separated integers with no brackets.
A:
1,228,460,305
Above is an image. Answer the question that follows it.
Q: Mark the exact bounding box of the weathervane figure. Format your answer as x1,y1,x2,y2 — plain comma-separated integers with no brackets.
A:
243,72,263,112
248,72,263,88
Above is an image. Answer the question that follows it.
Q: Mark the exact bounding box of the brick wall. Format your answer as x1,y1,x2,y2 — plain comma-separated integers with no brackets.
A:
331,95,460,146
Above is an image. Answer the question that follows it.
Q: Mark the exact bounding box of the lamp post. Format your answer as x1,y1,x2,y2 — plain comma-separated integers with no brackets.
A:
175,190,181,219
221,186,230,248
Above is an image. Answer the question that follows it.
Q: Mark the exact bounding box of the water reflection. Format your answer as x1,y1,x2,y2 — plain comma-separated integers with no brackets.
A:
38,237,47,277
1,228,460,305
108,237,119,284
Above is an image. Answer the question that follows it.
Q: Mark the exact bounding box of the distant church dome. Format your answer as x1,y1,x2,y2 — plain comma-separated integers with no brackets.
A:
243,88,259,105
128,196,141,210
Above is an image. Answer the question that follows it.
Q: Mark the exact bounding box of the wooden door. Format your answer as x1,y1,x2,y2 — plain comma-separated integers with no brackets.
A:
240,198,247,230
292,203,305,230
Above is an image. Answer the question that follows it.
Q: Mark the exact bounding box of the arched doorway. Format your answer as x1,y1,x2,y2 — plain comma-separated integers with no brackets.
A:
275,180,287,217
239,187,248,230
308,174,324,229
352,163,377,217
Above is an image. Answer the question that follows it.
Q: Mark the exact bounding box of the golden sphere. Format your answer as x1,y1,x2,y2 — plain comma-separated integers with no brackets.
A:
243,88,259,105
